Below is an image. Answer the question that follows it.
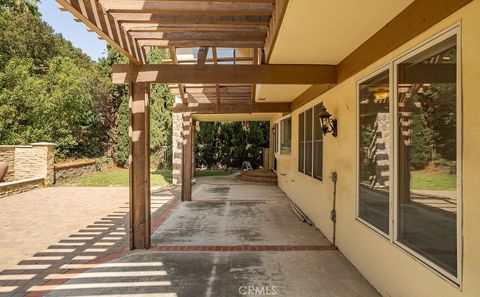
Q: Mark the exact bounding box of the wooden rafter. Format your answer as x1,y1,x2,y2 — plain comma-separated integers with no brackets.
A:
162,56,253,64
100,1,275,16
122,23,269,33
57,0,142,63
264,0,289,63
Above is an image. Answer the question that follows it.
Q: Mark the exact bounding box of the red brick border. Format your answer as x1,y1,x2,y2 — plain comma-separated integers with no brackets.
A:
151,245,337,252
151,197,181,232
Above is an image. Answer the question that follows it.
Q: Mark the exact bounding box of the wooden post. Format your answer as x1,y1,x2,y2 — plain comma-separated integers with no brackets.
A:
129,81,151,250
182,113,193,201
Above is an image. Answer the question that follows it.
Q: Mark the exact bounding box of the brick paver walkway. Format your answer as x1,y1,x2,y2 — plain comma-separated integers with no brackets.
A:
0,186,178,296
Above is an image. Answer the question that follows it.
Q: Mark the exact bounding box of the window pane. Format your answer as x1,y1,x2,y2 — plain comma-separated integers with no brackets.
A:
358,70,391,234
305,108,313,175
313,104,324,180
397,36,458,277
280,117,291,155
299,112,305,172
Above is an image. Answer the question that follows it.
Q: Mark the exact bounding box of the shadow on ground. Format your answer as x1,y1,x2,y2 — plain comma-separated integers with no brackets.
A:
0,186,178,297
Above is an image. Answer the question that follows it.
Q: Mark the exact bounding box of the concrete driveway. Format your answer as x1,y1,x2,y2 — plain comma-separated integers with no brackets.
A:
38,175,379,297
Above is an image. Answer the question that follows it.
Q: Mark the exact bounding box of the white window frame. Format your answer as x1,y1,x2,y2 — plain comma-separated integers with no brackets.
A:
355,64,394,239
392,24,462,285
298,104,324,181
274,114,292,156
355,24,462,285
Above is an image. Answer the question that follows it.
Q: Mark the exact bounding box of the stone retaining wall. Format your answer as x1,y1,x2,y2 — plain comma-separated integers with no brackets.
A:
0,177,45,198
0,143,55,184
0,143,55,198
54,160,97,182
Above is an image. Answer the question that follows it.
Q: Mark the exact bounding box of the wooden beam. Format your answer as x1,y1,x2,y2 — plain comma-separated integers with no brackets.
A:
251,48,258,103
128,81,151,250
112,64,337,84
337,0,472,83
137,39,264,48
122,23,269,33
291,84,334,111
100,1,274,16
130,31,266,41
173,103,290,114
181,113,193,201
264,0,289,63
291,0,473,111
113,14,271,25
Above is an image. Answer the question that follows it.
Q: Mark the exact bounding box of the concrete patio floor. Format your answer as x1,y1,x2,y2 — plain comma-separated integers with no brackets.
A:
39,175,380,297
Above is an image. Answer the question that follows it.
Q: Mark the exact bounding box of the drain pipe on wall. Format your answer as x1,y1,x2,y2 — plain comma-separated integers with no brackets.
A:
330,171,338,247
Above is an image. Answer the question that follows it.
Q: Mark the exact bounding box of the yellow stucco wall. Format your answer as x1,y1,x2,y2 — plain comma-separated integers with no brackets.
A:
271,2,480,296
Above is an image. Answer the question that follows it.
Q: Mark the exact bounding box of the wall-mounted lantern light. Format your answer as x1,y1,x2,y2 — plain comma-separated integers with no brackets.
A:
318,106,338,137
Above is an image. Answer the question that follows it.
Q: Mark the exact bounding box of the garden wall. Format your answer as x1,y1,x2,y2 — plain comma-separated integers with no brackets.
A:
54,160,97,182
0,143,55,198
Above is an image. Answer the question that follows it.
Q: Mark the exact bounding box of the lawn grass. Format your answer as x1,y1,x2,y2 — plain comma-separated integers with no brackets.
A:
410,171,456,191
194,168,234,177
57,169,172,187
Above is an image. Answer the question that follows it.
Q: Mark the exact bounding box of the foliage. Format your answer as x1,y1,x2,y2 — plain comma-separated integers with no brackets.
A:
0,0,40,16
195,121,270,169
0,7,114,159
0,5,175,166
105,47,175,168
97,46,130,166
148,49,175,169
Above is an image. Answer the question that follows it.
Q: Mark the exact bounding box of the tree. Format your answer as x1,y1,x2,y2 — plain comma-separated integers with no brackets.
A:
0,9,112,159
0,0,41,16
195,121,269,169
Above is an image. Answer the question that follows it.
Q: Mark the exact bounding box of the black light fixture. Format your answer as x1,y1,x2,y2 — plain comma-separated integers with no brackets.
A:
318,106,338,137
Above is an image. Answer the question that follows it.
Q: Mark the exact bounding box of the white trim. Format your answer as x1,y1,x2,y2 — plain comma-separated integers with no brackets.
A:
355,64,392,239
274,114,292,156
392,23,462,285
298,103,325,182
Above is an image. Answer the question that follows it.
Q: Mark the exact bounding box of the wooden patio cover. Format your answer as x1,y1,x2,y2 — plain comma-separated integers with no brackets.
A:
56,0,340,114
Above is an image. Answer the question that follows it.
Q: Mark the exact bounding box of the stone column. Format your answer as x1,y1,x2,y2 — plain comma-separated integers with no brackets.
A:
172,111,183,185
31,143,56,185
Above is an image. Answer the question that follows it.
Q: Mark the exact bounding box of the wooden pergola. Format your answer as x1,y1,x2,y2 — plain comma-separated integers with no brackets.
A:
56,0,339,250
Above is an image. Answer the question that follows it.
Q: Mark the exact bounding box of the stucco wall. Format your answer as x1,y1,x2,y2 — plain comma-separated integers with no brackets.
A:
272,2,480,296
